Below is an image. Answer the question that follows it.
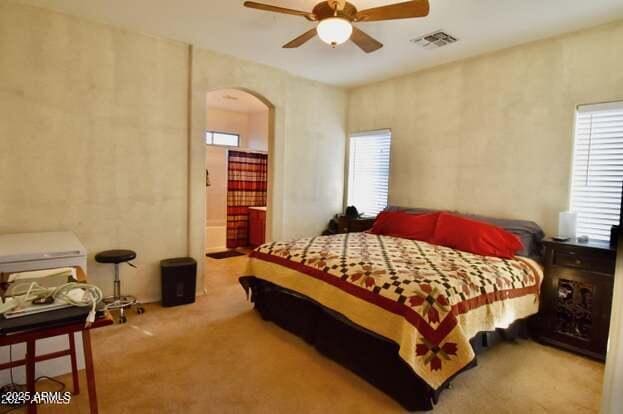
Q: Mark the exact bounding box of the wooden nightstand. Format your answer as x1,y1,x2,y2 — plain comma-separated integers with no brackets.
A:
337,215,376,233
533,238,616,360
323,215,376,235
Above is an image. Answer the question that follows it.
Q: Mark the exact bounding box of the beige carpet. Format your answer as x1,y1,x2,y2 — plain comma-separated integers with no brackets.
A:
23,254,603,413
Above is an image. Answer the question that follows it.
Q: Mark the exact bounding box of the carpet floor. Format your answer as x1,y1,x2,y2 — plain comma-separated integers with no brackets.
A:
24,254,604,413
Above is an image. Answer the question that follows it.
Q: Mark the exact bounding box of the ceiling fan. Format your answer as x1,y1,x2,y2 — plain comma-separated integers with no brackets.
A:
243,0,430,53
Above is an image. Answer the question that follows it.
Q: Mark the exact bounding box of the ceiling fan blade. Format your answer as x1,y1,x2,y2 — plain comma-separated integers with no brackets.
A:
350,27,383,53
283,28,317,48
355,0,429,22
244,1,316,21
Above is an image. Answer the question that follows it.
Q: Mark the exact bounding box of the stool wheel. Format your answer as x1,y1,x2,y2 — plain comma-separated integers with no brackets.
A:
118,315,127,324
136,306,145,315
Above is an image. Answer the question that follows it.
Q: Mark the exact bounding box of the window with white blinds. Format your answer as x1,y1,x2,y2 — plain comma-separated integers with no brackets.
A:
570,101,623,241
347,130,392,216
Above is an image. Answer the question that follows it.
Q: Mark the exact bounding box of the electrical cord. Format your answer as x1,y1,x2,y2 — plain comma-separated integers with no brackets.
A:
9,344,14,390
0,280,101,411
2,281,103,327
0,342,67,414
0,376,66,414
0,279,98,412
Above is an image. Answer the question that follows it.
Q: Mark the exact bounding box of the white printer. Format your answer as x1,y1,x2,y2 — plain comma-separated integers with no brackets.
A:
0,231,88,384
0,232,87,274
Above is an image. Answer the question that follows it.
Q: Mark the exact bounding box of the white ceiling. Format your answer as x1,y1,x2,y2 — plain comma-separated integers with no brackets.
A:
19,0,623,87
206,89,269,113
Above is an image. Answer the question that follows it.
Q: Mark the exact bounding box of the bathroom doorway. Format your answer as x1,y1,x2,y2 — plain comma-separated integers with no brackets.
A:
204,89,270,255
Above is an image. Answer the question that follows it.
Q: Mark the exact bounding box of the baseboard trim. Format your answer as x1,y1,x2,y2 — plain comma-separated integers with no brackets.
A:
205,246,227,254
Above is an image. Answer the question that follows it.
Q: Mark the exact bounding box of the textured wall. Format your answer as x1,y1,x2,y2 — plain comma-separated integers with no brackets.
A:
206,108,251,147
205,108,250,228
247,111,269,152
205,147,228,228
0,1,189,301
348,20,623,235
0,1,347,300
204,107,269,228
190,48,347,288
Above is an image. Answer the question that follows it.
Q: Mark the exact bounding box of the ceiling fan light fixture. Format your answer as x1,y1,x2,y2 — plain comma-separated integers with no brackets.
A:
316,17,352,47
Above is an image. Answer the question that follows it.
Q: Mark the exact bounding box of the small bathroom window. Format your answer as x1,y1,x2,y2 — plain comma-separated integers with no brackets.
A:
205,131,240,147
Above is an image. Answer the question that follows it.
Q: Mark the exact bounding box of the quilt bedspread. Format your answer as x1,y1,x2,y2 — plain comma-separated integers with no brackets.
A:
247,232,542,389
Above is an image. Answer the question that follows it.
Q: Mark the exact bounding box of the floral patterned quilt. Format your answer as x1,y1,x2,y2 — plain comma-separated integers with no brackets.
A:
247,232,542,389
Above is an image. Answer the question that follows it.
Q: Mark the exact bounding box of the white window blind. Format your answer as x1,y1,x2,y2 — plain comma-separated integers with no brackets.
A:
570,101,623,241
347,130,391,216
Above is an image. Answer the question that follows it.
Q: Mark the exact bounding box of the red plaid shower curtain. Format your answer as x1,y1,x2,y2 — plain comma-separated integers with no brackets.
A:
227,150,268,248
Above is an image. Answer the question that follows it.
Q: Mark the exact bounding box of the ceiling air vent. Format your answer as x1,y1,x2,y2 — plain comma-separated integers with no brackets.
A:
410,30,458,49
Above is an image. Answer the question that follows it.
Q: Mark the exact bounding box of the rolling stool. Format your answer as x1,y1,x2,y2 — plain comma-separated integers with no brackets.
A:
95,249,145,323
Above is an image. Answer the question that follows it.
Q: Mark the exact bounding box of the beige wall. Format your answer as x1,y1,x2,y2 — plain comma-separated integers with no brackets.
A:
10,0,621,301
205,105,269,151
0,1,189,301
204,106,269,228
348,20,623,236
205,107,251,228
190,47,347,285
205,147,228,227
206,107,251,147
248,111,269,152
0,1,347,301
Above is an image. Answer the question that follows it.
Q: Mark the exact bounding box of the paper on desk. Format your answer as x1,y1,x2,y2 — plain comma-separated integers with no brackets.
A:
8,267,76,283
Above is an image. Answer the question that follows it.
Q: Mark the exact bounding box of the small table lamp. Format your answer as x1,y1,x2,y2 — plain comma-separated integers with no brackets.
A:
558,211,577,240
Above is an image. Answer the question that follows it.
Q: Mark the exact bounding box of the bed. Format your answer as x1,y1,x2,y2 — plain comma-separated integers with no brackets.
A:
240,210,544,411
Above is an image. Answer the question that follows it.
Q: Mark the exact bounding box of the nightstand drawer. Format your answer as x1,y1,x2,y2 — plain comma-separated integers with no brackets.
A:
553,249,615,274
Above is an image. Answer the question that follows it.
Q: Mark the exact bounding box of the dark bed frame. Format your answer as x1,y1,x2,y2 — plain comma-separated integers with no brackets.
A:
240,276,530,412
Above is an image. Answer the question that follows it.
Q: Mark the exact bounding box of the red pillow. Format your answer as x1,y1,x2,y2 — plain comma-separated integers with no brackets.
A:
430,213,524,259
369,211,439,241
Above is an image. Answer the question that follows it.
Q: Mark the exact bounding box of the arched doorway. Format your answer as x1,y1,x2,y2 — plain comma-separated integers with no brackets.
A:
203,88,272,262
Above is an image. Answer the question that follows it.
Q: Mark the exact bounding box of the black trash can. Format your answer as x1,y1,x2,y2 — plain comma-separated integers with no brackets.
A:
160,257,197,307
